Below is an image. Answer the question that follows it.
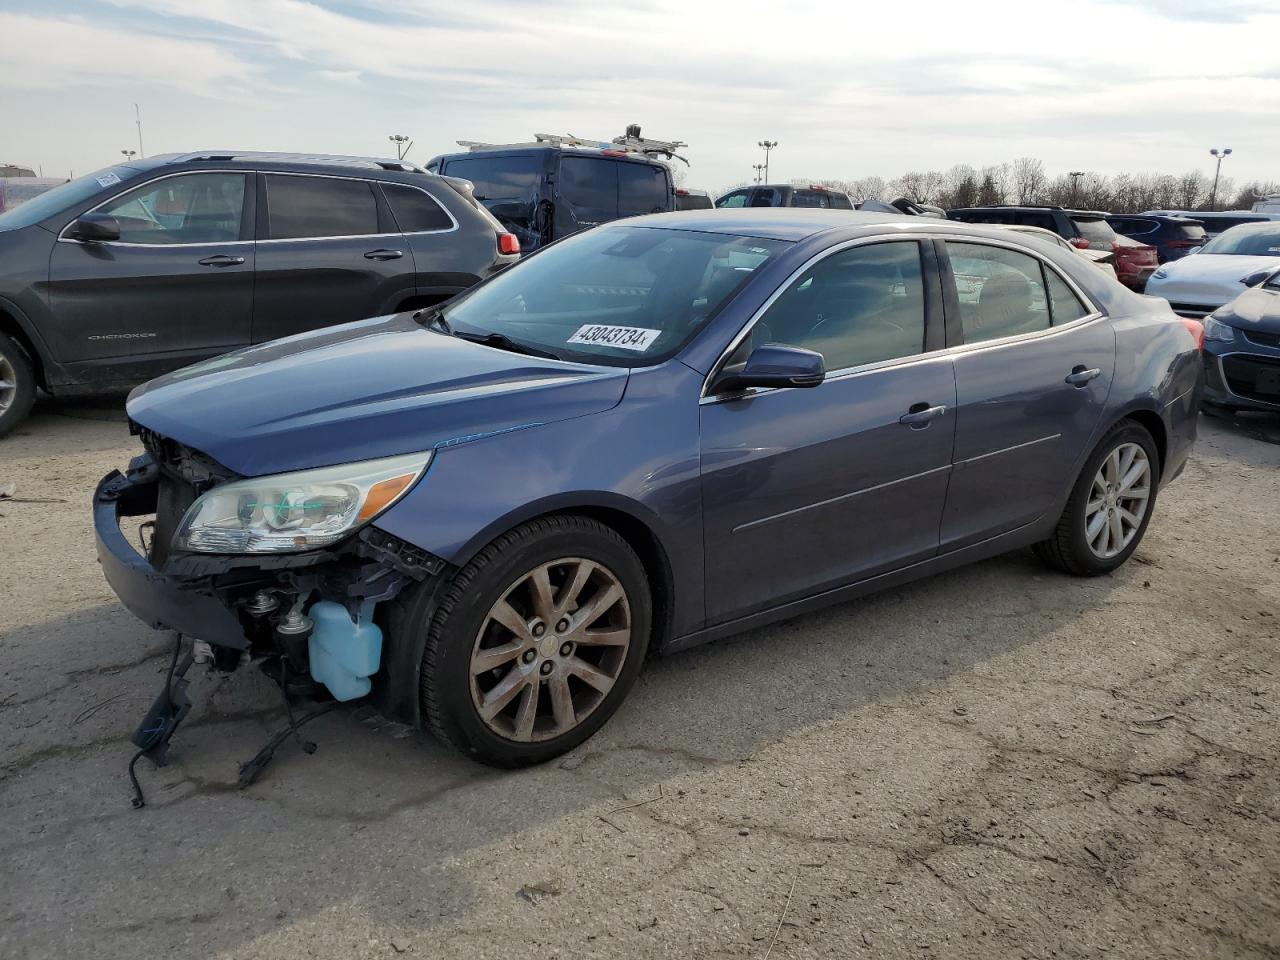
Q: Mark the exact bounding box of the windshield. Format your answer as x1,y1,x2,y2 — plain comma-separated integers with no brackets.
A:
441,226,789,365
1201,226,1280,256
0,166,134,230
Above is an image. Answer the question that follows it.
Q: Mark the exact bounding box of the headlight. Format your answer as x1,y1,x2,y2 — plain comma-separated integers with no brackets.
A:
174,451,431,554
1202,315,1236,343
1151,267,1169,281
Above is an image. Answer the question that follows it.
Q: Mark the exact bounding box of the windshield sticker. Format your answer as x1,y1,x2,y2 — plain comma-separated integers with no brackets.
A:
96,172,122,188
567,324,661,352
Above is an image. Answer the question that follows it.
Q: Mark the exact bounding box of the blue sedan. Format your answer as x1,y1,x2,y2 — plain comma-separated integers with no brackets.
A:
95,210,1202,769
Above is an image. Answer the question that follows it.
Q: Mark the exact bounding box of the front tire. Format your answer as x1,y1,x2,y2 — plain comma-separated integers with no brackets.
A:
1034,421,1159,576
0,333,36,438
419,515,651,767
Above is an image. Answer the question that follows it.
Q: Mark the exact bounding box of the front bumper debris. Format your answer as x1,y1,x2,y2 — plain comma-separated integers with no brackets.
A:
94,464,250,649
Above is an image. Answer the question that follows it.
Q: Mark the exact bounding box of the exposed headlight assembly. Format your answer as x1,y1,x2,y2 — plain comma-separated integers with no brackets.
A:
174,451,431,554
1202,315,1237,343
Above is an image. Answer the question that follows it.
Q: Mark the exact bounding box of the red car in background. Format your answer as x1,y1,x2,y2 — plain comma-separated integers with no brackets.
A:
1109,234,1159,291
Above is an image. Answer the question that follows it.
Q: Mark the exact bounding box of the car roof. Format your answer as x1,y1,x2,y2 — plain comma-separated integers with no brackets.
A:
613,208,1032,242
1217,220,1280,235
952,205,1110,218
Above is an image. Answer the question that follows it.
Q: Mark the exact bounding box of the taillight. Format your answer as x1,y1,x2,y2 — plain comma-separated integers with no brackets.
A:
1179,317,1204,350
1070,237,1090,249
498,233,520,255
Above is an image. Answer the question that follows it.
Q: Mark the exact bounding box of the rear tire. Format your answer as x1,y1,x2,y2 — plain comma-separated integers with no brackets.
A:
1033,421,1159,576
0,333,36,438
418,515,651,767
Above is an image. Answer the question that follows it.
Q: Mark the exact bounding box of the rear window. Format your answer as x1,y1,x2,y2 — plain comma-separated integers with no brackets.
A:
439,155,541,202
675,192,713,211
382,183,453,232
617,162,669,217
828,192,854,210
266,175,380,239
1176,222,1206,240
792,190,828,208
1111,217,1156,237
1070,217,1116,247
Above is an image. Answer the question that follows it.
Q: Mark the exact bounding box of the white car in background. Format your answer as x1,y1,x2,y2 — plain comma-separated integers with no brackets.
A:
1145,222,1280,318
1000,224,1118,279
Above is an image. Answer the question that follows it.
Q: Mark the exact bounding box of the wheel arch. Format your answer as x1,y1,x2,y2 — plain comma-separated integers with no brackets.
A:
0,297,51,390
450,494,677,656
1107,405,1167,480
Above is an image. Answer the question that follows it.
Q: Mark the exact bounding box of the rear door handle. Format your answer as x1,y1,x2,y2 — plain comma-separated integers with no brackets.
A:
899,402,947,428
198,255,245,267
1065,366,1102,387
364,249,404,261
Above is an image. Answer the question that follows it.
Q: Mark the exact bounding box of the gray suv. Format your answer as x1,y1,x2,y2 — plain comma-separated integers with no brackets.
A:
0,151,519,435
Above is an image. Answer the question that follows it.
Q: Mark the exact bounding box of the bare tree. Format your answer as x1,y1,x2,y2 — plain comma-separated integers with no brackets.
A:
1176,170,1209,210
1010,157,1047,204
846,176,887,202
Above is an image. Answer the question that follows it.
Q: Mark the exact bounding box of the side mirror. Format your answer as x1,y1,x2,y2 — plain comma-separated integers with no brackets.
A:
1241,269,1273,288
710,344,825,395
68,213,121,243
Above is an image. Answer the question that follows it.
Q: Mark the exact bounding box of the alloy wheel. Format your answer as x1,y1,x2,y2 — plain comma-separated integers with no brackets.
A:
0,354,16,414
469,557,632,742
1085,441,1151,559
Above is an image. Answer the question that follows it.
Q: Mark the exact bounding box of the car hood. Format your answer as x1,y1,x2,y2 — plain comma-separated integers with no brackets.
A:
1214,284,1280,334
1146,254,1280,306
126,313,629,476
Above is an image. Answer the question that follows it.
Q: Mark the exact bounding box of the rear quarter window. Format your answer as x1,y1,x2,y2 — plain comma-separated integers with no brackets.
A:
382,183,454,232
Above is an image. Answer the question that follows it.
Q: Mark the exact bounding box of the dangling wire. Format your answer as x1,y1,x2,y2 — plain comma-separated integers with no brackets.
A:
128,632,184,809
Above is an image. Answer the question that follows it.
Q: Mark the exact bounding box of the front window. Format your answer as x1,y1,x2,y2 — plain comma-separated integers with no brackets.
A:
0,166,134,231
745,241,926,371
1201,227,1280,256
442,226,789,366
98,173,246,244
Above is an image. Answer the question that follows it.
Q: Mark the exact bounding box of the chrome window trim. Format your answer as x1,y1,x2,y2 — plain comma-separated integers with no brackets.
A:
56,168,253,248
699,230,1107,405
55,168,459,248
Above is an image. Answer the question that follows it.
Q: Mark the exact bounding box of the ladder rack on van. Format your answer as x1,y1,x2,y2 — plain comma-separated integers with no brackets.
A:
456,125,689,164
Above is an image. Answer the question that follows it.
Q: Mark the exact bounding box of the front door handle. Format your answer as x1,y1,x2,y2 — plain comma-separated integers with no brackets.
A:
1065,366,1102,387
364,249,404,261
198,254,245,267
899,402,947,429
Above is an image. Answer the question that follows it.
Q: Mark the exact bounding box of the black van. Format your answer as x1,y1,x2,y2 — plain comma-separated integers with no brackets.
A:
428,138,675,251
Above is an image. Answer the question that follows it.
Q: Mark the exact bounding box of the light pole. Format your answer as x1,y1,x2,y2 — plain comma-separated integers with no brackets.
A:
752,163,765,184
121,149,137,162
757,140,777,184
1069,170,1084,206
134,103,145,158
388,134,413,161
1209,147,1232,210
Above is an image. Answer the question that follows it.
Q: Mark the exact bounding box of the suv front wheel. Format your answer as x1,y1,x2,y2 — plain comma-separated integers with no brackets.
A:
0,333,36,438
416,515,651,767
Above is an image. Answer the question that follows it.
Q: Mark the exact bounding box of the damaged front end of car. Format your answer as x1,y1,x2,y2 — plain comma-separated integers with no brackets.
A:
94,423,452,799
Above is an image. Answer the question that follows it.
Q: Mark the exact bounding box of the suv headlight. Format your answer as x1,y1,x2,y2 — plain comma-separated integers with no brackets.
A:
1202,315,1236,344
174,451,431,554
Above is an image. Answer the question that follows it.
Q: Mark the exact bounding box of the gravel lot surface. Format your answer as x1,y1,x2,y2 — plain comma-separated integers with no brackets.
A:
1,399,1278,960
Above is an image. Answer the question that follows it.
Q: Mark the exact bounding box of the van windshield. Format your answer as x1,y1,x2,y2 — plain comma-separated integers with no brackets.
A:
441,226,788,366
0,166,134,231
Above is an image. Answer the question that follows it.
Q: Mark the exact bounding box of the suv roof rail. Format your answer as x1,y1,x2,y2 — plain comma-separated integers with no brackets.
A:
456,124,690,164
171,151,427,174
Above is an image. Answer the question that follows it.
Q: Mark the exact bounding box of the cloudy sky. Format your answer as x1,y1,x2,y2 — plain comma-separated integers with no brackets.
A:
3,0,1277,191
